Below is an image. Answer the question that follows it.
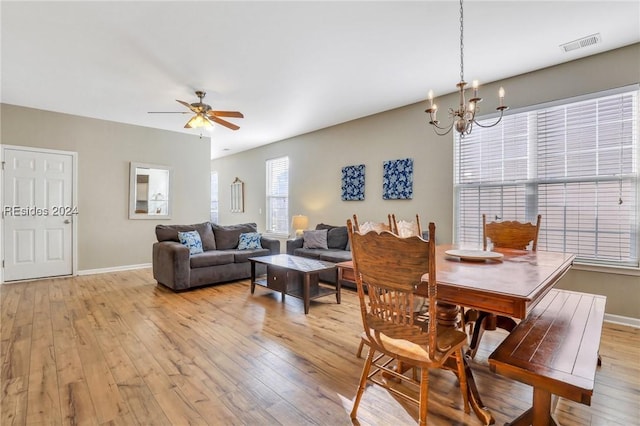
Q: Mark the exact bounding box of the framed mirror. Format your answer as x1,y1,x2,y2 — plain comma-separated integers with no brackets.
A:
230,177,244,213
129,162,172,219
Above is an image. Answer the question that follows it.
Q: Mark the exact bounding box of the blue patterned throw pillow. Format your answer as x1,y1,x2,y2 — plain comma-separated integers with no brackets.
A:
237,232,262,250
177,230,204,255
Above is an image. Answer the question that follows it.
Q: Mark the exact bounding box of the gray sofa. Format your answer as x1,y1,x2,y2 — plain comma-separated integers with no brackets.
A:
286,223,352,285
153,222,280,291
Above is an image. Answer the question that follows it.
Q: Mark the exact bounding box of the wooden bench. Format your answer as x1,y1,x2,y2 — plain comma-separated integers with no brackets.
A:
488,289,606,426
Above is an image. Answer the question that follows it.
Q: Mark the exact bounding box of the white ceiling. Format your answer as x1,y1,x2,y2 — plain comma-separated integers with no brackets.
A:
2,1,639,159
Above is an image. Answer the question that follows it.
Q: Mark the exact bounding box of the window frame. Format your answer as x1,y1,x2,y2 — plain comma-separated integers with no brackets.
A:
210,171,218,223
265,156,289,236
453,85,639,272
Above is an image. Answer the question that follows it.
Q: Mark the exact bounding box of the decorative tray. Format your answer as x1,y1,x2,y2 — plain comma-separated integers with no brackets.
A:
444,249,504,261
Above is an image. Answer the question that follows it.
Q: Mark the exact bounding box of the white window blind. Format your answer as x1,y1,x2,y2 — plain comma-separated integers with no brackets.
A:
266,156,289,234
210,171,218,223
455,87,639,268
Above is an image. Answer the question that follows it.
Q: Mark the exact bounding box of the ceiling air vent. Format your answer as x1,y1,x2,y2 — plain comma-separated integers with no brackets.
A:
560,33,602,53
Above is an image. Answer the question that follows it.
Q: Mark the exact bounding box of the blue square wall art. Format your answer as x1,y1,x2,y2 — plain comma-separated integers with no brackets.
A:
341,164,365,201
383,158,413,200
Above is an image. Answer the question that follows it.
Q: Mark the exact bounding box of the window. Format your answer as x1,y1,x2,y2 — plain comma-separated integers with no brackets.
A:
210,171,218,223
266,156,289,234
454,86,639,268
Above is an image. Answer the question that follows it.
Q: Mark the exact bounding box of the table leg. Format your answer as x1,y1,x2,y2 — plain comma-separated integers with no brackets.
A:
439,302,495,425
532,387,553,426
280,270,285,302
303,274,310,314
505,388,555,426
335,269,341,304
466,311,517,359
250,261,256,294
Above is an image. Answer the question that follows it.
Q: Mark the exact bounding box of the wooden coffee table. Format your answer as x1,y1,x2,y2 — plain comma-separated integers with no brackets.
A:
249,254,340,314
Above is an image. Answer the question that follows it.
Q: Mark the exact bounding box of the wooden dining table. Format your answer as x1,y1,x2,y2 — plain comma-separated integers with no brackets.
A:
336,243,575,425
416,244,576,425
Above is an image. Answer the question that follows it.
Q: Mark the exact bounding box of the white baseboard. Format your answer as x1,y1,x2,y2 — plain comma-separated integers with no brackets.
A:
604,313,640,328
77,263,151,276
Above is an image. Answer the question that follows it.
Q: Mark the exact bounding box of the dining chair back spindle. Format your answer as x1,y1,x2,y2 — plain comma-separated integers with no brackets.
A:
347,220,469,425
352,213,392,234
391,213,423,238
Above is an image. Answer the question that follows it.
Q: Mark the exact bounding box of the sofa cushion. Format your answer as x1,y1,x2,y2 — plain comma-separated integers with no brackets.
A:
178,231,204,255
212,223,258,250
315,223,336,231
292,248,323,259
303,229,328,249
237,232,262,250
327,226,348,249
156,222,216,251
319,250,353,263
231,248,271,263
189,251,234,268
313,223,348,249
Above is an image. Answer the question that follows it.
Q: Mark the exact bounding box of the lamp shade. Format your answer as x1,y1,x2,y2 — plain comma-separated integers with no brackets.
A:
292,215,309,236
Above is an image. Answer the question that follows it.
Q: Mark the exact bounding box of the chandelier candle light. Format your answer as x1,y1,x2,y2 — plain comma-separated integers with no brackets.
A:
425,0,508,137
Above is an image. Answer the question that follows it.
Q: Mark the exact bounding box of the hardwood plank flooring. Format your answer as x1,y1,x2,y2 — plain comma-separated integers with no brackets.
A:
1,269,638,425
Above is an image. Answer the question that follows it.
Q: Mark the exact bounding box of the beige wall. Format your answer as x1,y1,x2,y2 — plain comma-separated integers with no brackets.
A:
212,103,455,237
212,43,640,319
1,105,211,271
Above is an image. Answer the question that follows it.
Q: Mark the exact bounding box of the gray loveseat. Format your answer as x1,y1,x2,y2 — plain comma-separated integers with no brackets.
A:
286,223,351,285
153,222,280,291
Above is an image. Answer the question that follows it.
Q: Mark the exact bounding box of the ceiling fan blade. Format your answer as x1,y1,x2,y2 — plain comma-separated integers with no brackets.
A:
176,99,199,113
209,110,244,118
210,116,240,131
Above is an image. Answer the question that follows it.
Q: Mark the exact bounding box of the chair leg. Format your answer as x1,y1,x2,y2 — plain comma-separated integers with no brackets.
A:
356,338,365,358
351,347,375,420
455,349,470,414
418,367,429,426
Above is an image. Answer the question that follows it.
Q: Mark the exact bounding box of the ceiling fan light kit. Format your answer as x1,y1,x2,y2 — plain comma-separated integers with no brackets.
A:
185,113,212,129
149,90,244,131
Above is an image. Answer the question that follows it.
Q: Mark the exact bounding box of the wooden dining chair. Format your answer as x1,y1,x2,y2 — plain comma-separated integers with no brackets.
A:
354,213,427,358
391,213,423,238
483,214,541,251
465,214,542,359
351,214,395,357
347,220,469,426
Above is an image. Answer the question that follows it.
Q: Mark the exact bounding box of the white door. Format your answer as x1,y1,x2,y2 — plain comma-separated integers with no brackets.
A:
3,148,74,281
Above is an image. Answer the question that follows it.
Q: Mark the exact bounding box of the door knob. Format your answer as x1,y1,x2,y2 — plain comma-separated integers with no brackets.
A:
64,219,71,224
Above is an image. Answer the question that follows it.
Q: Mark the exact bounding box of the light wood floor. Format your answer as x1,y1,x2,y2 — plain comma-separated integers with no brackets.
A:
1,269,638,425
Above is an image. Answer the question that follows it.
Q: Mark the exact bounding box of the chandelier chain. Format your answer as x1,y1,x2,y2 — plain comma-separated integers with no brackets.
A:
459,0,464,83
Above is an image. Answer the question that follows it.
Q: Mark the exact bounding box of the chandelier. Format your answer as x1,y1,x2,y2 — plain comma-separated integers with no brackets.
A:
425,0,508,137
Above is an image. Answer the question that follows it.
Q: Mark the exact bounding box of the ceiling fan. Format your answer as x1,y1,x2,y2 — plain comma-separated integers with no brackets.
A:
149,90,244,130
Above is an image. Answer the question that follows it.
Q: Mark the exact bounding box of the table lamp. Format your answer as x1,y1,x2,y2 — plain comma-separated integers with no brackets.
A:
292,215,309,238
